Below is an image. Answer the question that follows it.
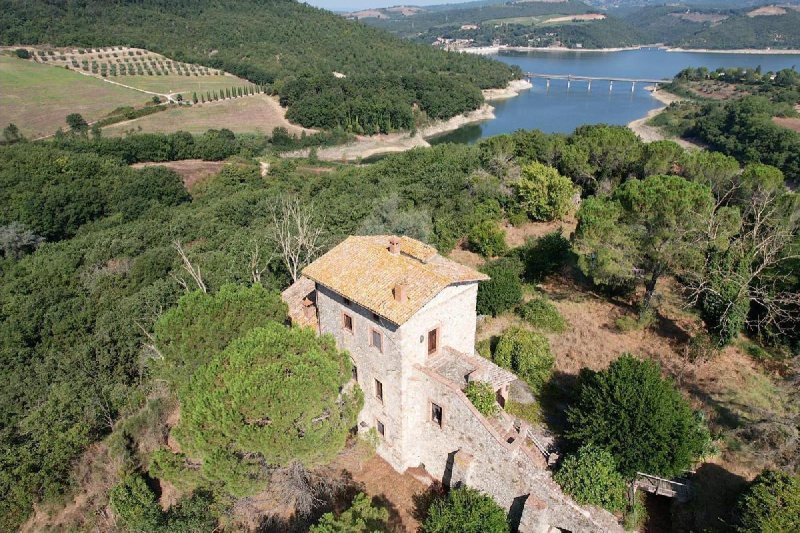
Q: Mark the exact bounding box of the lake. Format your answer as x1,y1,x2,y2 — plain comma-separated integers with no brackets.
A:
430,47,800,144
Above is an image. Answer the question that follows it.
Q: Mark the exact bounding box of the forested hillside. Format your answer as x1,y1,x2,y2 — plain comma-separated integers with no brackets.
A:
0,0,519,133
2,123,799,530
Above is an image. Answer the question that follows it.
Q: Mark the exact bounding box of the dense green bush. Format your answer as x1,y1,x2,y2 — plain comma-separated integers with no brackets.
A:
423,486,509,533
154,284,288,389
172,323,362,497
519,231,571,282
735,469,800,533
566,354,710,478
464,381,499,417
512,161,575,221
516,296,566,332
493,327,554,394
477,257,523,316
468,220,507,257
110,473,218,532
310,492,389,532
110,472,163,532
554,445,628,512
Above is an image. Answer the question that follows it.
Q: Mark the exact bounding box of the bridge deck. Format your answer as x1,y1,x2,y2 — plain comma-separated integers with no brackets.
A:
525,73,669,84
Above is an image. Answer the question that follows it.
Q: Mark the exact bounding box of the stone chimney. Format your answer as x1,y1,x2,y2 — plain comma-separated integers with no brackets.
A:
393,283,407,303
388,236,401,255
302,297,316,319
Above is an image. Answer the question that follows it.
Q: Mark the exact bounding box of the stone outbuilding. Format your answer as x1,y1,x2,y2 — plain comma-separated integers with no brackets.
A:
283,235,622,532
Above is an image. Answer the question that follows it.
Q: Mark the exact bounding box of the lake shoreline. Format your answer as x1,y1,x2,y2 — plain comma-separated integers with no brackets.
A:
627,87,701,149
463,44,800,55
281,79,531,161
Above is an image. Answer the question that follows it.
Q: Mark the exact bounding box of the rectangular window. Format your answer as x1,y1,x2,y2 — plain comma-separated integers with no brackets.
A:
370,328,383,353
376,419,385,437
351,364,358,383
342,312,353,333
427,328,439,355
343,297,351,306
375,379,383,402
431,402,443,428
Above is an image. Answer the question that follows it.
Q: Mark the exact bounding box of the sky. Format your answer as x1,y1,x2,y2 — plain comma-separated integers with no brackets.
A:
306,0,454,11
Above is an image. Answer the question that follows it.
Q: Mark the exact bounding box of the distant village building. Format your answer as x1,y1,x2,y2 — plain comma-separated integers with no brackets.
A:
283,235,623,532
460,23,479,30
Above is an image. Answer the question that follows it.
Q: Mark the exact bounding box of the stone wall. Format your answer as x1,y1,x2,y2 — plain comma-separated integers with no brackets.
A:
409,367,623,533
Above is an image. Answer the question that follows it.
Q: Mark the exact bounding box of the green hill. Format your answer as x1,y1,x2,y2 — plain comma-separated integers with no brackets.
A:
0,0,519,134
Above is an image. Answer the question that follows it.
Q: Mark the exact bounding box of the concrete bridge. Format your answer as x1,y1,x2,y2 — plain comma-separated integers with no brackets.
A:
524,72,671,92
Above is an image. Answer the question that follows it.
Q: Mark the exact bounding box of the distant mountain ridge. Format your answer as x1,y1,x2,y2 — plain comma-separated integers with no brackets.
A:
351,0,800,50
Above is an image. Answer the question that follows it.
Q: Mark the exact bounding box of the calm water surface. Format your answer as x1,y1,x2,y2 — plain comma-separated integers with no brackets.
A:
431,48,800,143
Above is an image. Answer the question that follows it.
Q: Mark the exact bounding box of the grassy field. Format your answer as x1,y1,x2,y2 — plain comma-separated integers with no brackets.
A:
116,74,254,98
486,13,605,27
0,55,150,138
103,94,312,136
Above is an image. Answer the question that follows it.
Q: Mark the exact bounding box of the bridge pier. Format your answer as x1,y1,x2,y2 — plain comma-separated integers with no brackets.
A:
631,81,636,93
609,80,613,92
546,79,550,89
567,79,571,90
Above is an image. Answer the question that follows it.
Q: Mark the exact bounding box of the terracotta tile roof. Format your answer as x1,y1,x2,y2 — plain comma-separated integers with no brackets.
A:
302,235,488,325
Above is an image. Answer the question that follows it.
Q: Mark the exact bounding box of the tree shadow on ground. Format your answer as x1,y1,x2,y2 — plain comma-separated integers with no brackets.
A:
370,493,405,532
673,462,748,533
411,481,446,524
538,371,581,445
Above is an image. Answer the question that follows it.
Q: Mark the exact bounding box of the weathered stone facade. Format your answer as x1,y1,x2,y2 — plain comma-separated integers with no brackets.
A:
285,236,623,532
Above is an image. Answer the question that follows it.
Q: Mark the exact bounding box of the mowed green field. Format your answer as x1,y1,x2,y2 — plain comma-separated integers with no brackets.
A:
0,55,152,138
117,73,254,98
103,94,311,136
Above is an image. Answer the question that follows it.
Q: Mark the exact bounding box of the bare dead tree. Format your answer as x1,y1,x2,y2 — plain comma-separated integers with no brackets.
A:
267,197,324,283
269,461,347,516
684,175,800,337
248,239,275,285
172,240,206,293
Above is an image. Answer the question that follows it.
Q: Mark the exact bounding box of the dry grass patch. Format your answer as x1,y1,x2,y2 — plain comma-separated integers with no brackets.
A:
503,218,576,248
132,160,229,190
104,94,312,136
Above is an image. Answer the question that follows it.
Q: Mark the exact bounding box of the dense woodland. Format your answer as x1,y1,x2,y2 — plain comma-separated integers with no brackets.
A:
654,67,800,183
1,119,798,530
0,0,519,133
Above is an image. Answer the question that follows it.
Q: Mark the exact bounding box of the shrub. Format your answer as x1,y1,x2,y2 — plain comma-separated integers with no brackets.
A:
477,257,523,316
15,48,30,59
512,161,575,221
109,473,163,532
504,400,541,424
554,445,628,512
614,307,655,333
566,355,711,478
173,323,362,498
464,381,498,417
493,327,554,394
423,486,509,533
516,297,566,332
468,220,507,258
735,469,800,533
519,231,570,282
311,492,389,532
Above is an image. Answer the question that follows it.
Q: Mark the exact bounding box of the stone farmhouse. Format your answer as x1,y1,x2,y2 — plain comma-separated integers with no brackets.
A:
283,235,622,532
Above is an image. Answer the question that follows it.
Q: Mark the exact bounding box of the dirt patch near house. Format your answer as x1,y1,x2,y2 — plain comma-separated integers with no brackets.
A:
747,5,787,17
132,159,228,190
503,219,577,248
341,454,430,532
773,115,800,132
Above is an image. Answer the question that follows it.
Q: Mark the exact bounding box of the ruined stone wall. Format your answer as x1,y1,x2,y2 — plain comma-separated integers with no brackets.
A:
408,368,623,533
